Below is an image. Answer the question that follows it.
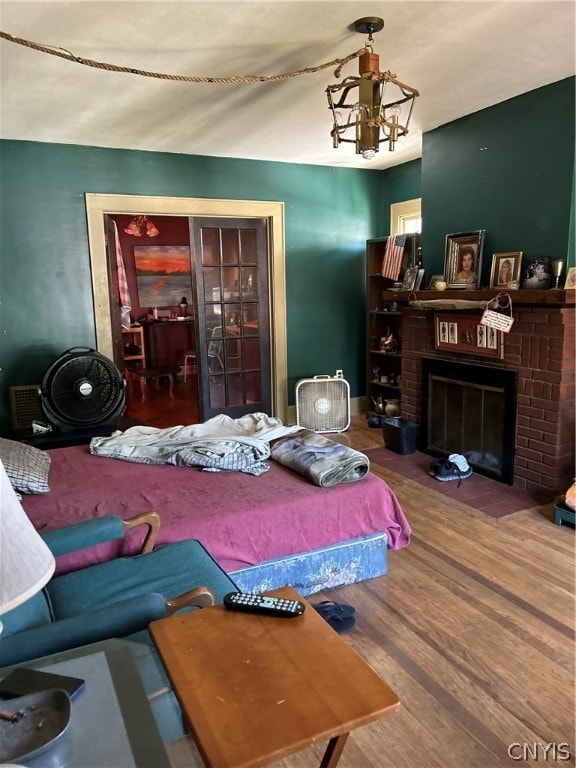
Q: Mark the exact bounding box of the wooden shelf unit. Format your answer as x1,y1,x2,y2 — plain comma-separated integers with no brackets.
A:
122,326,146,368
366,234,420,414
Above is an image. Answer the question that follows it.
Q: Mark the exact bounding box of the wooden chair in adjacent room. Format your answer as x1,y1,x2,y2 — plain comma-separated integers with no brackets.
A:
182,350,197,382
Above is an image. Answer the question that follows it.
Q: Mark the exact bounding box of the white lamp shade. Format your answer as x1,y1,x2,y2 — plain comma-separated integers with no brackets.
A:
0,458,55,615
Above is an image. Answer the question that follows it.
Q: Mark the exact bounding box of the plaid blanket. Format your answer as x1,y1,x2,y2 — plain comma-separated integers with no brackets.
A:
90,413,300,476
270,429,370,487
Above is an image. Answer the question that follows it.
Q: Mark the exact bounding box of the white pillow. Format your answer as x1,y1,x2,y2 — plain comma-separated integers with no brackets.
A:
0,438,51,494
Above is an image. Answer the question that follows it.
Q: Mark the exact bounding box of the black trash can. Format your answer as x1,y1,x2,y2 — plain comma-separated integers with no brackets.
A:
382,417,417,455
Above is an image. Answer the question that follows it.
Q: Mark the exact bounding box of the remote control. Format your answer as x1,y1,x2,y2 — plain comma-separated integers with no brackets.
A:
223,592,305,618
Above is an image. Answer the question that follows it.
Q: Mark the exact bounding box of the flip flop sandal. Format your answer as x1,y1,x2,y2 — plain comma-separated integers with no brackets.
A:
312,601,357,633
319,612,356,634
312,600,356,619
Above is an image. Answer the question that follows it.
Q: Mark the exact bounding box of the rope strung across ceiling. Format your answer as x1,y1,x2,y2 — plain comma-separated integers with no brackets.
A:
0,30,365,83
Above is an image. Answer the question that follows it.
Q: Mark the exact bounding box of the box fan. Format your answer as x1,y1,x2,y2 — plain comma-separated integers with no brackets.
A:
295,370,350,433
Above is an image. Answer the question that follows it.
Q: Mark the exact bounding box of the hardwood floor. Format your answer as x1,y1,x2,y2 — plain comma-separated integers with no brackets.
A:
144,403,574,768
121,372,200,428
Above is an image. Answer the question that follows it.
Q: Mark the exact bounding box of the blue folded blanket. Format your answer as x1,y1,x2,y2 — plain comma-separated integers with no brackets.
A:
269,429,370,487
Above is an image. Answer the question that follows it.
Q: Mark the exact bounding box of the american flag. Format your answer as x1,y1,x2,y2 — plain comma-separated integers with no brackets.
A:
381,234,407,280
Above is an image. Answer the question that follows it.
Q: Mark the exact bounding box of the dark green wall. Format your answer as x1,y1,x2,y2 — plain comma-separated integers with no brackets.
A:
0,142,384,433
420,77,575,280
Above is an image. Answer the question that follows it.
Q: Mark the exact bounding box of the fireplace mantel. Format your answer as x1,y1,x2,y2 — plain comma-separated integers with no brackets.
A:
389,288,575,494
384,288,574,307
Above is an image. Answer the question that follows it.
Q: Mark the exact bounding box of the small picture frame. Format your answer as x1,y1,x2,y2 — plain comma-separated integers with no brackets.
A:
414,268,426,290
401,267,419,291
435,313,504,359
523,257,552,289
444,230,485,289
428,274,445,289
489,251,523,288
565,266,576,289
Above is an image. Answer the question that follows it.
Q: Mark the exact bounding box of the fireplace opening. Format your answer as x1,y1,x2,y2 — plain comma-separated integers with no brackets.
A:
421,358,517,484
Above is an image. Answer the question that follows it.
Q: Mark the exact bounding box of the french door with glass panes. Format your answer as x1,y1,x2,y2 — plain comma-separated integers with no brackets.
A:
191,217,271,419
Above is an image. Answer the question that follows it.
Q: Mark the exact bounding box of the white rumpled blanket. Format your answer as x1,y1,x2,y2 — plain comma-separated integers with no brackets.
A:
270,429,370,486
90,413,301,475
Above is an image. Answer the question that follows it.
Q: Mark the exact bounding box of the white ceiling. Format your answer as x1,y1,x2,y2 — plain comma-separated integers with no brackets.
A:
1,0,574,170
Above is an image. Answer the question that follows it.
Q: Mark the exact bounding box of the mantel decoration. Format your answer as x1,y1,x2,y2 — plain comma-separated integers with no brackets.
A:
489,251,523,289
325,17,419,160
435,313,504,360
0,21,418,161
401,267,425,291
444,230,485,289
550,259,564,289
565,266,576,289
523,257,552,289
428,274,446,290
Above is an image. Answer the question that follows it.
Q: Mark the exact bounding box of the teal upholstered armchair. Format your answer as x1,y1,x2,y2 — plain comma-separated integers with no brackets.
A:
0,510,237,668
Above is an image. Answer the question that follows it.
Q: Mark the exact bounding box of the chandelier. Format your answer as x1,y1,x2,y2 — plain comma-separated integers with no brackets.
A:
124,215,159,237
326,17,419,160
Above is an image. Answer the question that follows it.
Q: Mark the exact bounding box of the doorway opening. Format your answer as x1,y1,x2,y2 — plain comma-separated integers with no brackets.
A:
85,194,288,424
106,212,200,426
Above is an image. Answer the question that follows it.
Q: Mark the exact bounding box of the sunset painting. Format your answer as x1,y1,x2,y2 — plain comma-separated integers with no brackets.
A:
134,245,193,307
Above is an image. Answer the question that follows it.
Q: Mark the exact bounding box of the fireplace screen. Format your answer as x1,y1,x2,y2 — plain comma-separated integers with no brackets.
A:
422,358,517,484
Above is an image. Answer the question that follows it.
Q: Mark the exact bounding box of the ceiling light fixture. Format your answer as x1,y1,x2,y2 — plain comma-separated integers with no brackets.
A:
326,17,419,160
124,215,159,237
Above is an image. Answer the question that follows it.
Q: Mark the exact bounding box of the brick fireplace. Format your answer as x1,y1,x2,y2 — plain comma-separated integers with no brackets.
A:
421,357,517,483
394,290,575,494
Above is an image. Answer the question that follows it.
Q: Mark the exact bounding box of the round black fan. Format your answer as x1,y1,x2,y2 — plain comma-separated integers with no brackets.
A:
41,347,125,431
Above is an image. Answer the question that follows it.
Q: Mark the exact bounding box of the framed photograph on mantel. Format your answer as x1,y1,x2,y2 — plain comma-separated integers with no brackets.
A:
489,251,523,288
414,268,426,290
444,230,485,289
435,313,504,360
401,267,419,291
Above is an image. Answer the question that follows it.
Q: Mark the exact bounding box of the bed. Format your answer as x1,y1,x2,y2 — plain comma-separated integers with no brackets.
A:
21,444,411,596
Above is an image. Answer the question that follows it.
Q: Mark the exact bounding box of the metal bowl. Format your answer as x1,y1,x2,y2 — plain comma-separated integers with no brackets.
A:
0,688,71,763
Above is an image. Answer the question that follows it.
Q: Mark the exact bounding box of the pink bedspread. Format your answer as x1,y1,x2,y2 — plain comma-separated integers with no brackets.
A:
21,445,411,575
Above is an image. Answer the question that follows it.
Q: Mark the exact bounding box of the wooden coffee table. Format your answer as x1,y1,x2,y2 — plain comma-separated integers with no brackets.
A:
149,586,399,768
